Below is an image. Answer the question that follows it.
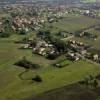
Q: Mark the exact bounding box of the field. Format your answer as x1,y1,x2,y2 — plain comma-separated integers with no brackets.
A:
49,15,100,33
0,14,100,100
30,83,100,100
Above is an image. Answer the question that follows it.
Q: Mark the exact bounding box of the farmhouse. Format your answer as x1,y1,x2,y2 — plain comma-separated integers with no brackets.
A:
66,52,80,61
93,54,99,61
68,40,86,52
0,22,2,25
80,49,87,55
21,43,32,49
79,32,98,40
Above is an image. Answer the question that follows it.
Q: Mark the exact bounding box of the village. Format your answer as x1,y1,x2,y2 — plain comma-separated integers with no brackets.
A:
0,3,100,37
18,28,100,67
0,3,100,66
0,1,100,100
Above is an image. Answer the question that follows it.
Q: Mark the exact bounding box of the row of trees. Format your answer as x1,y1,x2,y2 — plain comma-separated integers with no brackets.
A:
0,31,10,38
15,57,40,69
79,75,98,89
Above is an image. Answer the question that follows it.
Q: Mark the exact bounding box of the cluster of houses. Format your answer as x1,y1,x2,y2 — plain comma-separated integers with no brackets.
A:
32,40,56,57
0,4,70,33
66,41,100,65
64,40,86,61
3,4,100,36
68,40,87,53
66,52,80,61
67,40,100,63
31,39,84,61
85,52,100,63
19,35,100,64
12,16,46,32
78,31,98,40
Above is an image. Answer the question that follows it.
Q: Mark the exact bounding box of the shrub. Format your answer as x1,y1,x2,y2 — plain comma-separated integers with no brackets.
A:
47,52,59,60
19,30,27,35
0,32,10,38
32,75,42,82
95,74,100,80
15,57,40,69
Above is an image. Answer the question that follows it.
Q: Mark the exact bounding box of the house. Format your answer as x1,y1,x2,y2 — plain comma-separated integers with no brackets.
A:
21,44,29,49
66,52,80,61
93,54,99,61
0,22,2,25
39,48,46,56
21,43,33,49
80,50,87,55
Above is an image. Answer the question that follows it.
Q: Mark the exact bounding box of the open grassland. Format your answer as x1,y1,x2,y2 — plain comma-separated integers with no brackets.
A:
48,15,100,33
0,35,100,100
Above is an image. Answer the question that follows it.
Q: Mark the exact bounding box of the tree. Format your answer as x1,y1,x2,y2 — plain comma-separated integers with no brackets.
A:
22,37,29,43
15,56,40,69
50,37,68,53
47,52,59,60
0,31,10,38
32,38,37,47
19,30,27,35
11,12,18,17
89,75,94,81
93,79,98,88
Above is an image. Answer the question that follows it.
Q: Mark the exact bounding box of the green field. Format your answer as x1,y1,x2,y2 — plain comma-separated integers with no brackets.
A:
0,35,100,100
50,15,100,33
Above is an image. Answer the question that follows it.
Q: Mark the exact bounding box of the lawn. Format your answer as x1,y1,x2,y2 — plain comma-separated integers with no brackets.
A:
0,35,100,100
